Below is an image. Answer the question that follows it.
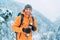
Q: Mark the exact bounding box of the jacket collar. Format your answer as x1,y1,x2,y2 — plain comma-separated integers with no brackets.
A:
21,10,32,18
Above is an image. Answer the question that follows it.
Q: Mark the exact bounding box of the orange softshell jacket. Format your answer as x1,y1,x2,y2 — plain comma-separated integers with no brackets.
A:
12,10,38,40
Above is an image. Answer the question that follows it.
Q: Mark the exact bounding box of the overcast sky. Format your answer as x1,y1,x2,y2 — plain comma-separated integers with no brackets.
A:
13,0,60,22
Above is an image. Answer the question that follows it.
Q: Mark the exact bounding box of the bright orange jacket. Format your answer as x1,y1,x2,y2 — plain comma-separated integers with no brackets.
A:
12,10,38,40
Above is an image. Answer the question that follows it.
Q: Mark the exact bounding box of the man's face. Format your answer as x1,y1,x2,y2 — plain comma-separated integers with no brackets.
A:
25,8,32,16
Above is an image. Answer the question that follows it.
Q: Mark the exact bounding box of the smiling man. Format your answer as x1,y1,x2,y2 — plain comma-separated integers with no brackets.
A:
12,4,38,40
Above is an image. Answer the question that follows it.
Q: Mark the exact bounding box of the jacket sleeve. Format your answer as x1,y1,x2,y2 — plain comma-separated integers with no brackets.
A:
12,16,23,32
33,18,38,32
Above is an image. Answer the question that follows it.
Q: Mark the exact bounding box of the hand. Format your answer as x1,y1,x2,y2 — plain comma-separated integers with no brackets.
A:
22,28,26,32
32,26,36,31
29,24,36,31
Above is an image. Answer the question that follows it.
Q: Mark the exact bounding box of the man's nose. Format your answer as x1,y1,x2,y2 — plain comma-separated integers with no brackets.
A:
27,9,30,12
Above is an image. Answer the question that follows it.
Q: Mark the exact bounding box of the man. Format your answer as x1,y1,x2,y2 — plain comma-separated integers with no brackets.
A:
12,4,38,40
